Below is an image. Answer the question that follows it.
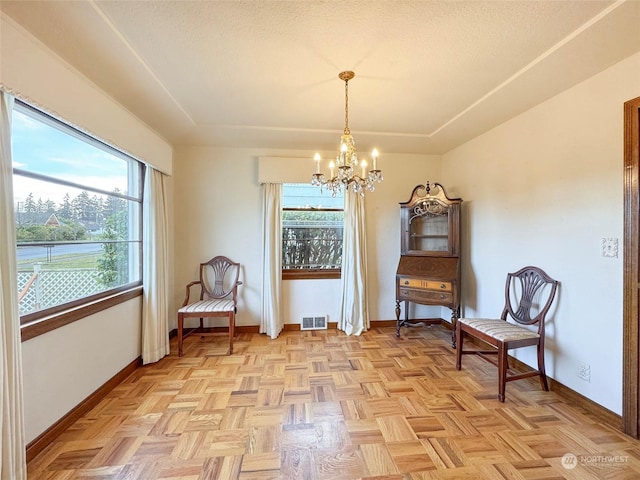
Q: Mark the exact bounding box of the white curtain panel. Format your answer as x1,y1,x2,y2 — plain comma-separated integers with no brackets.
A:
0,92,27,479
141,167,170,364
260,183,283,339
338,191,370,336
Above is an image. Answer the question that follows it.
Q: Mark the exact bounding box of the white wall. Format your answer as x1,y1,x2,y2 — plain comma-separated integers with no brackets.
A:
173,147,442,330
1,13,175,442
442,52,640,414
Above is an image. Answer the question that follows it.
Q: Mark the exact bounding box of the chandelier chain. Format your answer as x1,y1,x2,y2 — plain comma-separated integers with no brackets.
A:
344,79,350,135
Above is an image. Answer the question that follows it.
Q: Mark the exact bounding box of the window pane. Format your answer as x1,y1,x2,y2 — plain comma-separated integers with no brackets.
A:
13,176,140,241
12,107,140,197
282,183,343,209
282,210,343,269
12,102,142,319
282,184,343,270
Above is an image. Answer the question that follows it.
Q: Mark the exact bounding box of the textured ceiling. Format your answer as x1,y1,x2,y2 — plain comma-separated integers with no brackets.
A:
1,0,639,154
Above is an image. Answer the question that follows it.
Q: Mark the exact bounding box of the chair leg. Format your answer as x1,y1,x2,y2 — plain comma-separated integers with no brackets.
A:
455,325,463,370
228,311,235,355
178,313,184,357
498,344,508,402
537,343,549,391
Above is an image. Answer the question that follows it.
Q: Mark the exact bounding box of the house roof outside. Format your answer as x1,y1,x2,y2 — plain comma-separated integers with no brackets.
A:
44,213,60,227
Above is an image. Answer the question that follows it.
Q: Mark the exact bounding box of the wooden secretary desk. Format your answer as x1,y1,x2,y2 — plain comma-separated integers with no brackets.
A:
395,182,462,347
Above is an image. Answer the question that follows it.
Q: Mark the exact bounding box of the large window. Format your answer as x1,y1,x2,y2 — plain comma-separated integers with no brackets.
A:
282,183,343,279
12,101,143,325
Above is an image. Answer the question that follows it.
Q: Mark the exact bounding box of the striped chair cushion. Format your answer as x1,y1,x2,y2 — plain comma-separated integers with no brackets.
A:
458,318,539,342
178,299,235,314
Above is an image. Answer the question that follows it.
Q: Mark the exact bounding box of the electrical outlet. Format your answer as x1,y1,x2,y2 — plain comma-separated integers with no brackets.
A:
602,238,619,258
577,363,591,383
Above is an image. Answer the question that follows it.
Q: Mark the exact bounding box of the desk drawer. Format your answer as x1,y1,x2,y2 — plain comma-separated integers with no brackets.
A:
399,288,453,304
398,278,452,291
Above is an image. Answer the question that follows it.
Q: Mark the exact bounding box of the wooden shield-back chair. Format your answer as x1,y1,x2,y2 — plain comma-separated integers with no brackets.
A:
455,266,559,402
177,256,242,356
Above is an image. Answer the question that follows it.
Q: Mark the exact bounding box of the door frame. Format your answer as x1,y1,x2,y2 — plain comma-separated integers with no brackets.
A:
623,96,640,437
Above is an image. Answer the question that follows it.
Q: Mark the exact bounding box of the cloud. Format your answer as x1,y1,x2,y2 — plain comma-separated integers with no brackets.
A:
46,153,124,175
13,112,43,131
12,174,131,205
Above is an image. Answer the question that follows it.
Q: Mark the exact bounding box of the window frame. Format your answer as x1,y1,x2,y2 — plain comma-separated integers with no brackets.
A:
12,100,145,333
282,268,341,280
281,185,344,280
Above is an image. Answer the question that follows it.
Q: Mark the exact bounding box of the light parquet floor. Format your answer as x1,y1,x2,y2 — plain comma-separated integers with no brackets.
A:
27,326,640,480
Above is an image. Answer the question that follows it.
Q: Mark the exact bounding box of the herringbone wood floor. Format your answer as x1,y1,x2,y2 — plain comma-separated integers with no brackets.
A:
27,326,640,479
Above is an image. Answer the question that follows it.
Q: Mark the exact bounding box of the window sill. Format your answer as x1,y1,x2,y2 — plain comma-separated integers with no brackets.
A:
20,287,143,342
282,269,341,280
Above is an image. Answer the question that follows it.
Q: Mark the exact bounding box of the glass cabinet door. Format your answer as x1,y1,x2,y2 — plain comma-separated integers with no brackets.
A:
399,182,461,257
410,212,449,252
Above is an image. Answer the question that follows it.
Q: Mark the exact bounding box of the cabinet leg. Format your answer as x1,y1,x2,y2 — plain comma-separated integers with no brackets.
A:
397,301,427,337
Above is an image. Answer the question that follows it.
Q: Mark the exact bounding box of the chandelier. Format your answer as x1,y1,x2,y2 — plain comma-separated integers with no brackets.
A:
311,71,383,196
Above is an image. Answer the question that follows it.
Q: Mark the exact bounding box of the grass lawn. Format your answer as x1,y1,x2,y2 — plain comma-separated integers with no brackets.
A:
17,252,101,271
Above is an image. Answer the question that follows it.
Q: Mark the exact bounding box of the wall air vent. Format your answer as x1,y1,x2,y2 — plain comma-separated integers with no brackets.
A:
301,314,328,330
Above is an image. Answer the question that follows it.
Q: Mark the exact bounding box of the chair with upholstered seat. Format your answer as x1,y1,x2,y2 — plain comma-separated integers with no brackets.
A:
177,256,242,356
455,266,559,402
